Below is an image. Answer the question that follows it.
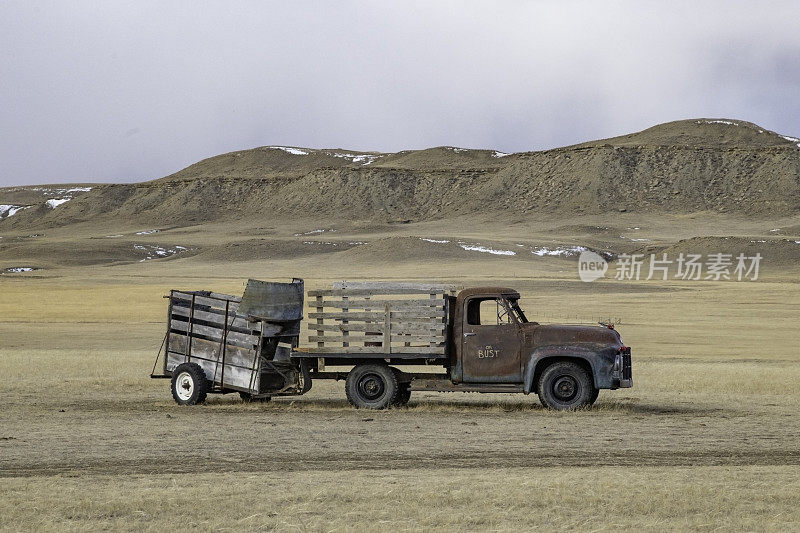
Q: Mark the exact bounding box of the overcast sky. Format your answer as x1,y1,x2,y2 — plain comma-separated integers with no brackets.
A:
1,1,799,186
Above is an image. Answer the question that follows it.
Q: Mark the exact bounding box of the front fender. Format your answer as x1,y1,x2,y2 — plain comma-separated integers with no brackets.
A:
523,344,619,393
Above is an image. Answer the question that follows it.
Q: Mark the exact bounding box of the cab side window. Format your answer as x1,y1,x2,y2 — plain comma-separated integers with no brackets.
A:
466,298,513,326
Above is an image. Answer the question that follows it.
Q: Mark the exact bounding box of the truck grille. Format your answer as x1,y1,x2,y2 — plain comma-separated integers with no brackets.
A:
622,348,632,380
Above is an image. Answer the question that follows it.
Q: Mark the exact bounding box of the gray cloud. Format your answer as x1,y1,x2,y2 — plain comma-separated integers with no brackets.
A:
1,0,799,186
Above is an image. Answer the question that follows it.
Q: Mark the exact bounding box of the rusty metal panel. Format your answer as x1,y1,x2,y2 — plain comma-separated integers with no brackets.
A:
458,293,524,383
238,278,304,321
461,323,523,382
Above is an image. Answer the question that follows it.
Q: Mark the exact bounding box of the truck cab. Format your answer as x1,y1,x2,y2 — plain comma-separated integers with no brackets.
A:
446,287,632,409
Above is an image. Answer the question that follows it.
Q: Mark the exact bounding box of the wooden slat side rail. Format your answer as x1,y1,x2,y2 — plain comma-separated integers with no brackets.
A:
171,293,241,312
308,335,444,344
169,320,259,348
310,298,446,309
315,294,324,351
312,323,445,334
308,310,446,320
173,290,241,303
308,288,453,297
305,346,446,354
209,292,242,302
341,295,349,348
168,335,256,369
170,305,256,332
429,292,437,349
307,286,450,357
383,303,391,354
330,281,456,291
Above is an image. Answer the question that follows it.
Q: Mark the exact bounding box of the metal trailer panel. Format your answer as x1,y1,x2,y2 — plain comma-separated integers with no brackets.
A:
239,278,304,322
165,290,262,393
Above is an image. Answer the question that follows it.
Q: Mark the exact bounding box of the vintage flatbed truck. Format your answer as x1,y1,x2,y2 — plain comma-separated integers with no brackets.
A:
151,279,633,410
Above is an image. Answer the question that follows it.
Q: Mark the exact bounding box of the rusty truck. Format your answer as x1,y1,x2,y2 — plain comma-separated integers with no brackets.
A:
151,279,633,410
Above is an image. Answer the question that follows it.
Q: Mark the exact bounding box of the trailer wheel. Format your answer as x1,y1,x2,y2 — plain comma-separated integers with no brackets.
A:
239,392,272,403
171,363,209,405
345,364,398,409
537,361,594,410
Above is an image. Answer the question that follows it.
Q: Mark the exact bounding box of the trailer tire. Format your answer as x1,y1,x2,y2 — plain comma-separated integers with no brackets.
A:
171,363,209,406
537,361,594,410
239,392,272,403
345,364,398,409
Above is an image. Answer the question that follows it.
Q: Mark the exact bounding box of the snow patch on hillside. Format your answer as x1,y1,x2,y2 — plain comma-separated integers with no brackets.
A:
0,205,29,218
269,146,308,155
531,245,588,257
32,186,92,195
46,198,71,209
460,244,516,256
294,228,335,236
5,267,37,273
330,152,381,165
698,119,739,126
134,244,188,261
415,237,603,259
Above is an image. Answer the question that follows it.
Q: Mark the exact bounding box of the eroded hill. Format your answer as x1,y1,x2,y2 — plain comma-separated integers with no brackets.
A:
1,119,799,232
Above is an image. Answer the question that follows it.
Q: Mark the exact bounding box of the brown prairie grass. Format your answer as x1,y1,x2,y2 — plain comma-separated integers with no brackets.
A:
1,466,798,532
1,261,799,531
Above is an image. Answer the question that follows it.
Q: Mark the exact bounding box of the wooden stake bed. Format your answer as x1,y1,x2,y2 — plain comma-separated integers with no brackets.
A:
304,283,453,359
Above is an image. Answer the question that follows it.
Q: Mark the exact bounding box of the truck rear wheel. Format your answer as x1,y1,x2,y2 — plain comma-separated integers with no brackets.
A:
345,364,398,409
537,361,594,410
171,362,209,405
393,384,412,406
391,367,411,407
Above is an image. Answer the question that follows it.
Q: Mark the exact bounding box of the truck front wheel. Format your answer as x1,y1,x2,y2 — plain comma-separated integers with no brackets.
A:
537,361,595,410
345,364,398,409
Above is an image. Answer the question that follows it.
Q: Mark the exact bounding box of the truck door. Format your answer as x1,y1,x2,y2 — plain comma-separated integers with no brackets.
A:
462,297,523,383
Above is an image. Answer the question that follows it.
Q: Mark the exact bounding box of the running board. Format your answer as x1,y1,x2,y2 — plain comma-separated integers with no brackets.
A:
411,379,524,393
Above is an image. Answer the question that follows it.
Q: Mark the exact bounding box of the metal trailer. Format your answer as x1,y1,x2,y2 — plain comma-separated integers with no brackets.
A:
150,278,309,404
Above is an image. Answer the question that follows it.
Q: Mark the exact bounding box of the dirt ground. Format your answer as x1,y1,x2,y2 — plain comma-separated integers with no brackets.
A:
1,217,800,530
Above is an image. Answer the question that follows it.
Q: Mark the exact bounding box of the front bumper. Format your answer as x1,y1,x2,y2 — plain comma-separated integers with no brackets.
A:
619,347,633,387
612,347,633,388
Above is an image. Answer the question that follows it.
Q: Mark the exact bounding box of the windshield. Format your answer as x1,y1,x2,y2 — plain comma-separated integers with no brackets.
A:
508,298,528,323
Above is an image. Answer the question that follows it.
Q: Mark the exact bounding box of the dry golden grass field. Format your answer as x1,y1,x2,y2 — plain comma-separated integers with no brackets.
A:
1,215,800,531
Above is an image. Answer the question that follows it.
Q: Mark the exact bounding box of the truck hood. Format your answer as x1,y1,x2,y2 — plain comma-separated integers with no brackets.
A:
527,324,623,348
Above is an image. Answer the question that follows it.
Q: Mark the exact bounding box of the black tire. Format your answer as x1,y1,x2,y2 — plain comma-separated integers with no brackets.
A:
589,387,599,405
537,361,595,410
391,368,411,406
239,392,272,403
171,362,209,405
394,384,412,406
345,364,398,409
